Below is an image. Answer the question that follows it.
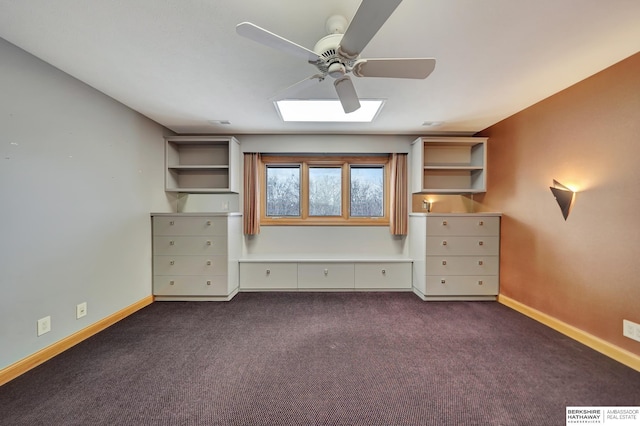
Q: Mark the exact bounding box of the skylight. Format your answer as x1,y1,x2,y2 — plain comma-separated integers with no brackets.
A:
274,99,385,123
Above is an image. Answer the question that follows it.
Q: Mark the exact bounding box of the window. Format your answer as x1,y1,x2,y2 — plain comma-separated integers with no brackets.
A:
350,166,384,217
260,155,389,225
309,167,342,216
265,166,300,216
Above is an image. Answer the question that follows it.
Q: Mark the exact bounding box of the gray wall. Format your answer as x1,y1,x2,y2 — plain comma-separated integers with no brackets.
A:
0,38,171,370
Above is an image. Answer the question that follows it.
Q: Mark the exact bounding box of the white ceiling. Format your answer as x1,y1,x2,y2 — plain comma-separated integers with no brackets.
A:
1,0,638,135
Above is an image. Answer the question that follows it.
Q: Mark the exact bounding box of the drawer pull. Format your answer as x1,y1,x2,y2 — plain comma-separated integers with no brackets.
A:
206,220,211,226
478,260,484,266
169,260,175,265
169,220,174,226
207,280,211,286
442,260,447,265
442,220,447,226
206,240,212,246
442,240,447,246
324,269,329,276
478,280,484,285
206,260,211,266
381,269,386,275
169,280,175,285
478,241,484,246
169,240,175,245
441,279,446,284
266,269,270,276
479,220,484,226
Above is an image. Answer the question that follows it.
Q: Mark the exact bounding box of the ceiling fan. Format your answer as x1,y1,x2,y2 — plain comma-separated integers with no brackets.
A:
236,0,436,113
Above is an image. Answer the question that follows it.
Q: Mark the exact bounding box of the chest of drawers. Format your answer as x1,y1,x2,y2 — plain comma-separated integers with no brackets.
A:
409,213,501,301
151,213,241,301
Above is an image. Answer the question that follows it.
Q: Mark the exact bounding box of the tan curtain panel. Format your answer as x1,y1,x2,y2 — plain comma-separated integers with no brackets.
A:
389,153,408,236
243,153,261,235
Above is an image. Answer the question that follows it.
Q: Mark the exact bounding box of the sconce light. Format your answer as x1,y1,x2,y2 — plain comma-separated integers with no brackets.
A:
422,199,433,212
549,180,576,220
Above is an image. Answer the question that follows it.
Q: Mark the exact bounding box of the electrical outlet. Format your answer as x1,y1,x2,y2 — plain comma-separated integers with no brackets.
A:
623,319,640,343
76,302,87,319
37,316,51,336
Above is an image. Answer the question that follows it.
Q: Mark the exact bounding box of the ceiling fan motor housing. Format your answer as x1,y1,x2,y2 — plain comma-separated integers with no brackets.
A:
313,33,356,77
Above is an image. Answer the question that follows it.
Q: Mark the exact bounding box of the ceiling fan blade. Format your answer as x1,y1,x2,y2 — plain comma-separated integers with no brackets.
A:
236,22,321,63
269,74,325,101
338,0,403,58
352,58,436,79
334,76,361,113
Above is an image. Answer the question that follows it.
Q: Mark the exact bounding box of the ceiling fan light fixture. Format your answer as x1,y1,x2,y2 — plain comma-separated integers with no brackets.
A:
274,99,384,122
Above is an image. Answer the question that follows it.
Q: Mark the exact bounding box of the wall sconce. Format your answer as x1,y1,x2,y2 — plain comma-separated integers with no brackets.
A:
422,199,433,212
549,180,576,220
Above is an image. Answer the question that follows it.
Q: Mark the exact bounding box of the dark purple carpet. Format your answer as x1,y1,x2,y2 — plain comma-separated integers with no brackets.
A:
1,292,639,425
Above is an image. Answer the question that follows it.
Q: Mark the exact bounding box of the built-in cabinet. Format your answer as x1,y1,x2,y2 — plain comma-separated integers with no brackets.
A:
409,213,501,301
152,213,241,301
165,136,240,193
239,260,412,291
411,137,487,194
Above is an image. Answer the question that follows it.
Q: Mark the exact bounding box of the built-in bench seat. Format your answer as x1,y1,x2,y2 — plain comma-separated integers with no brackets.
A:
238,258,413,291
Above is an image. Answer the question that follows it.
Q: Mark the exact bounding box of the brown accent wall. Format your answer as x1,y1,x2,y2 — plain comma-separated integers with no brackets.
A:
475,52,640,355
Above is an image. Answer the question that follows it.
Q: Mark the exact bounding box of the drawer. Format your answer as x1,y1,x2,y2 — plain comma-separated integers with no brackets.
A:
354,263,412,289
298,263,354,289
426,256,499,276
240,262,298,290
153,216,227,236
426,236,499,256
426,216,499,236
153,275,229,296
153,255,227,276
426,275,499,296
153,236,227,256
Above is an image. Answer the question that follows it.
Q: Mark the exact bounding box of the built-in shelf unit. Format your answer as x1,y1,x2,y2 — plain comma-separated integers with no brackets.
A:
411,137,487,194
165,136,240,193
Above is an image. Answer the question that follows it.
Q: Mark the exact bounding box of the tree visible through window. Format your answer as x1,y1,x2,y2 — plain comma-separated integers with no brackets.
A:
350,166,384,217
261,155,390,225
309,167,342,216
266,166,300,216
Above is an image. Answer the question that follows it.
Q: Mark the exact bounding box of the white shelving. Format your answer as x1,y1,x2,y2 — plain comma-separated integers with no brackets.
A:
411,137,487,194
165,136,240,193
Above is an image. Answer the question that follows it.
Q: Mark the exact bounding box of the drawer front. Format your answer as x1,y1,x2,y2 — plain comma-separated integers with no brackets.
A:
153,255,227,276
354,263,412,289
298,263,354,289
153,236,227,256
426,256,499,276
153,275,229,296
426,216,499,236
426,236,499,256
426,275,499,296
240,263,298,289
153,216,227,236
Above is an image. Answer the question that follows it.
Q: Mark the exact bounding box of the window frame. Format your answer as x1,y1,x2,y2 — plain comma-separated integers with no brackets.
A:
260,155,390,226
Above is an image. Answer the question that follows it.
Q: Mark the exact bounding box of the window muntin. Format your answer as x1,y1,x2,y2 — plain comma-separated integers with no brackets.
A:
261,155,389,225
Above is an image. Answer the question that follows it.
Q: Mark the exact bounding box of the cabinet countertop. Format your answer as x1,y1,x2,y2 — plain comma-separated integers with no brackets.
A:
151,212,242,217
409,212,502,217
